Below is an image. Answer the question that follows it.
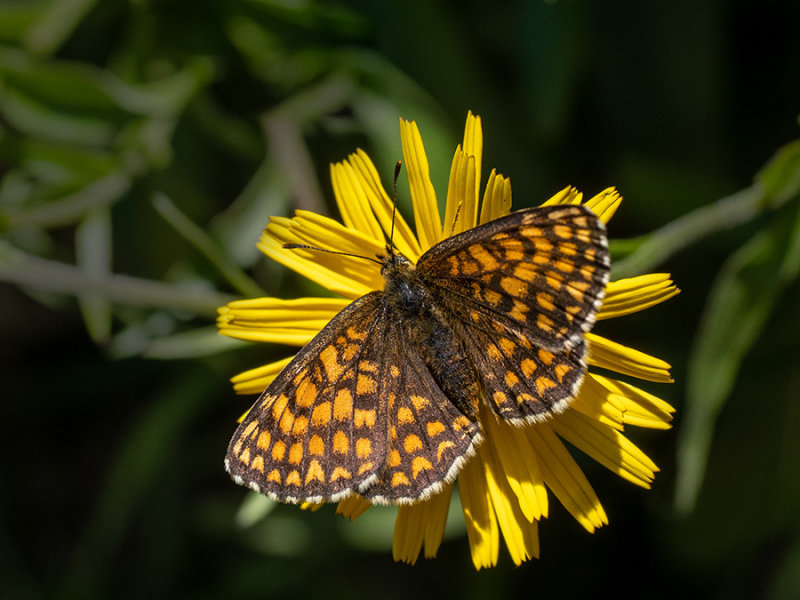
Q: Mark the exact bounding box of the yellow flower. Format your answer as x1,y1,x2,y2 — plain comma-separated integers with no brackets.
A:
218,112,678,569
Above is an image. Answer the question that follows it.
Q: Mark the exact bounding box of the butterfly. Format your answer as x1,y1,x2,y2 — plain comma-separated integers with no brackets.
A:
225,204,610,505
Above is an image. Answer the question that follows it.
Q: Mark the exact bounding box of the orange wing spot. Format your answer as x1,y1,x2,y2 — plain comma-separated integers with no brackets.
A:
576,230,593,244
482,288,502,307
390,365,400,377
295,379,318,409
437,441,456,462
308,434,325,456
553,224,573,239
292,368,308,386
508,299,529,322
357,461,374,476
354,408,376,428
288,442,303,465
256,430,271,450
572,215,590,227
267,469,281,483
505,371,520,388
311,401,332,426
493,391,509,405
270,394,289,420
279,410,295,435
305,460,325,484
566,280,590,302
470,309,482,323
410,395,429,410
404,434,423,453
260,394,274,409
347,326,367,341
521,358,537,377
584,247,597,262
330,466,351,481
555,258,575,273
487,343,502,360
285,470,301,486
232,439,243,455
461,259,479,276
538,349,555,365
516,392,534,404
427,421,446,437
397,407,415,424
579,266,596,281
536,292,555,311
333,389,353,421
356,374,377,395
499,337,516,355
469,245,499,270
272,440,286,461
391,472,411,487
500,276,528,297
524,225,543,238
319,345,343,381
411,456,433,479
544,273,562,291
333,431,349,455
533,238,554,252
239,447,251,465
359,360,378,373
242,421,259,439
453,416,471,431
251,454,265,473
560,242,578,256
448,255,461,277
535,376,558,395
291,415,309,437
388,449,402,467
342,343,360,361
536,313,555,332
390,425,397,440
555,363,572,382
356,438,372,459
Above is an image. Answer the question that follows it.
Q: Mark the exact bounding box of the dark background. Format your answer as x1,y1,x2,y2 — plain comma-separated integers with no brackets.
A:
2,1,800,598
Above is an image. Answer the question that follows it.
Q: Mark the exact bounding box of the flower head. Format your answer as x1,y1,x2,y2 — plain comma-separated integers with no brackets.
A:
219,112,678,568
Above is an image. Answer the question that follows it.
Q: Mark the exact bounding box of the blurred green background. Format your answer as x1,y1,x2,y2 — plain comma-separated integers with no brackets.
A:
2,1,800,598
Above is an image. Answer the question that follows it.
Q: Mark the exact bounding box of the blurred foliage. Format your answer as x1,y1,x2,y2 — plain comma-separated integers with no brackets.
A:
1,1,800,599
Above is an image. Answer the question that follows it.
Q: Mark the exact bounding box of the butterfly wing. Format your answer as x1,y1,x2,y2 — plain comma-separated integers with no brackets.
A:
417,204,610,423
226,292,482,504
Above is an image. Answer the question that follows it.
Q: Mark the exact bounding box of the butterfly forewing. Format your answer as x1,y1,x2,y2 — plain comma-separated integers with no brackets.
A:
417,204,610,351
226,293,390,503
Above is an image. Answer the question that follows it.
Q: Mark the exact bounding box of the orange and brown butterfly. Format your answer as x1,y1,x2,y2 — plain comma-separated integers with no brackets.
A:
225,203,610,504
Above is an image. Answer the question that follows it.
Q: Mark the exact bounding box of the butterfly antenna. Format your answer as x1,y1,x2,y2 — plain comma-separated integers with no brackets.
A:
282,243,382,265
447,199,465,238
388,160,402,263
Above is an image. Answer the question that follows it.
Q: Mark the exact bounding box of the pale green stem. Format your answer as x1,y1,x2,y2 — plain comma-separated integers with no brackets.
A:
612,183,765,279
0,241,234,317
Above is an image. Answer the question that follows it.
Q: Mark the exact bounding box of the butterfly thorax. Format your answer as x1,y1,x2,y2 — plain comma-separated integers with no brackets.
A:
380,250,481,421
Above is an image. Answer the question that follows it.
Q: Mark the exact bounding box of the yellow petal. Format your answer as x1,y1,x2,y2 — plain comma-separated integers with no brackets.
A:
217,297,346,345
552,409,660,489
599,273,680,320
443,149,477,237
331,160,387,243
423,484,452,558
393,485,453,563
461,111,483,187
525,425,608,532
587,333,674,383
346,149,423,260
336,495,373,521
541,185,583,206
458,458,499,570
482,408,547,521
571,374,628,431
592,374,675,429
479,168,512,224
584,187,622,224
260,221,380,298
482,440,539,565
399,118,441,251
229,356,293,395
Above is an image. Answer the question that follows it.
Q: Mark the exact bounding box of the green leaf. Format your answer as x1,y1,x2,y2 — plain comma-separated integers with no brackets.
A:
675,198,800,513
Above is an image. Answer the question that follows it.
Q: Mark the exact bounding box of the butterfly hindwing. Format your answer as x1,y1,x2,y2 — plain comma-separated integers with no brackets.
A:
417,204,610,351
